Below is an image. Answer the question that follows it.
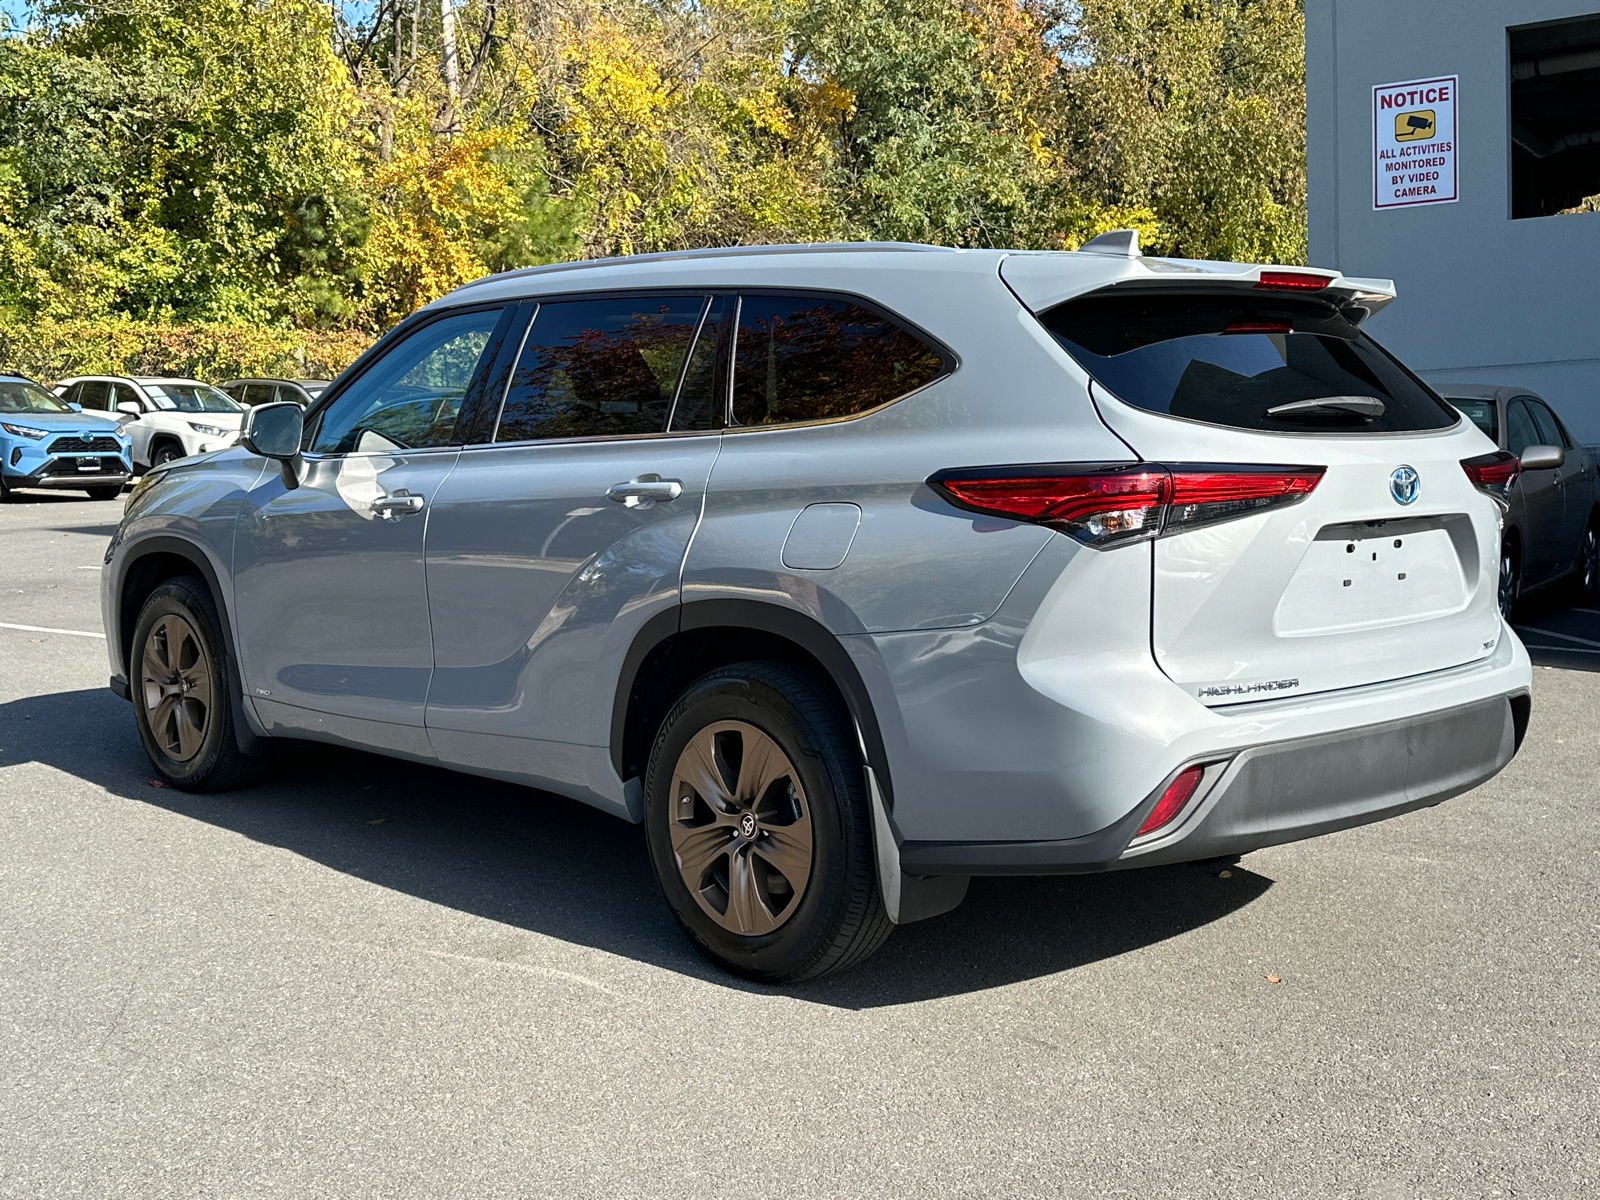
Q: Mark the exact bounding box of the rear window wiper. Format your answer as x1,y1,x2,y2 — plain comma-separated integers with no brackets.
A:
1266,396,1386,420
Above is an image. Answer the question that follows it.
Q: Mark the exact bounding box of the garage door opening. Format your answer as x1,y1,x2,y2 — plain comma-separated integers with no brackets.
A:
1511,15,1600,219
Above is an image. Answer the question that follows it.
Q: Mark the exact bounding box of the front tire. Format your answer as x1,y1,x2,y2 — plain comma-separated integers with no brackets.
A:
132,576,263,792
151,443,184,467
85,485,123,501
644,661,891,983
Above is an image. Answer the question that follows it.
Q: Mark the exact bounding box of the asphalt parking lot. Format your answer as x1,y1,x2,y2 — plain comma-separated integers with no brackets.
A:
2,491,1597,1198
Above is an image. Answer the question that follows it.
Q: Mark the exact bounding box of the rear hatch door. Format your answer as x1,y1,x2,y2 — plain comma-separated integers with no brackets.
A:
1028,274,1503,703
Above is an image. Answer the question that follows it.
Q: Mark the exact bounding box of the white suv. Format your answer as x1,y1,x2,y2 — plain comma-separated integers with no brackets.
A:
102,236,1532,981
55,376,243,471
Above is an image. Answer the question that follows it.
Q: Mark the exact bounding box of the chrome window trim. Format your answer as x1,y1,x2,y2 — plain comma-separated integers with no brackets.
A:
297,442,465,464
459,427,723,453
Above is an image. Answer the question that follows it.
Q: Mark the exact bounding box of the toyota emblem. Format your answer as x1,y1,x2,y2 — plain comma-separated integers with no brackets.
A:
1389,465,1420,506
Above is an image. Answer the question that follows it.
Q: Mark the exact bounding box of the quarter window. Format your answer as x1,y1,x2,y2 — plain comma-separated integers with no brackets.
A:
496,296,708,442
729,294,947,427
310,308,505,454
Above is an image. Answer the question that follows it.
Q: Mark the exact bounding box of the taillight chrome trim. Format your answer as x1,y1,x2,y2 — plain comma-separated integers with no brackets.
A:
928,462,1327,549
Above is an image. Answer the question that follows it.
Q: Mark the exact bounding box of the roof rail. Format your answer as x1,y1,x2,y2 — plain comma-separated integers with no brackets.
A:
452,241,960,292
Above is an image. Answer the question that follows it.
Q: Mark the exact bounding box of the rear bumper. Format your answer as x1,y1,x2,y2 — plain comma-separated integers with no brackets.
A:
899,689,1527,876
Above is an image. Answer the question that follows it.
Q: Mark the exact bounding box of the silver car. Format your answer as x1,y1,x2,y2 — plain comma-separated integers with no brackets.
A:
102,240,1532,981
1442,385,1599,615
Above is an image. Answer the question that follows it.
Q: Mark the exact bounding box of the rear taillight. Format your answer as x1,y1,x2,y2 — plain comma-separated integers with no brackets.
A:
1461,450,1520,500
1255,270,1334,291
1137,764,1205,837
930,463,1325,548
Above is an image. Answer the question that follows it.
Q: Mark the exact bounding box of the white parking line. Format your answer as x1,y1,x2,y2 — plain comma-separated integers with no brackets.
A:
1515,626,1600,650
0,621,106,639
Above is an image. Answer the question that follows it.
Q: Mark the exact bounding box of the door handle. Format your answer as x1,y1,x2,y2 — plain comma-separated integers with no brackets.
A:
607,473,683,509
371,489,425,519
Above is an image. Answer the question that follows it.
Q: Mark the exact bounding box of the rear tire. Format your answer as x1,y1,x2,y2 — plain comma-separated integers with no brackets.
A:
1575,522,1600,603
1498,541,1519,620
85,485,122,501
644,660,891,983
131,576,264,792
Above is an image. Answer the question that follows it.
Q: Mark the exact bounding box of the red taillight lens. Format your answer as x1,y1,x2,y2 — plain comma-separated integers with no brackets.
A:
1225,318,1293,333
1137,764,1205,837
930,463,1325,547
1255,270,1334,291
1166,466,1326,533
931,465,1170,546
1461,450,1520,499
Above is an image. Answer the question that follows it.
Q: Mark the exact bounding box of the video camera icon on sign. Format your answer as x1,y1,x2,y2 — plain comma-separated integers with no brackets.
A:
1394,109,1436,142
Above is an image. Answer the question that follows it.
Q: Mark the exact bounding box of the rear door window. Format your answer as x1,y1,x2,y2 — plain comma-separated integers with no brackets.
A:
1040,291,1459,434
495,295,709,442
729,293,948,427
243,383,275,406
77,381,111,411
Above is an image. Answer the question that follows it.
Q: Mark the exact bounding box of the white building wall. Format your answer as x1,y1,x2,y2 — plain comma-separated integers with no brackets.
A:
1307,0,1600,439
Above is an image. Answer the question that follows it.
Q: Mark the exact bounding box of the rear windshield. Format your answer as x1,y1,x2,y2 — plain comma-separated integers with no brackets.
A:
1039,292,1459,435
1452,398,1499,442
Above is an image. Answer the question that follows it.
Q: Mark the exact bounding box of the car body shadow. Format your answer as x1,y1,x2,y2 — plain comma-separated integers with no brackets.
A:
2,687,1272,1008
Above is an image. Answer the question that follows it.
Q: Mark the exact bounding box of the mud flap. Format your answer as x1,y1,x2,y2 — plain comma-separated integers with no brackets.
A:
866,764,969,925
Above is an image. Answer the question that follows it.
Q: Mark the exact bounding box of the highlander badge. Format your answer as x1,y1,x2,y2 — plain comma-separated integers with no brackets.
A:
1390,464,1420,505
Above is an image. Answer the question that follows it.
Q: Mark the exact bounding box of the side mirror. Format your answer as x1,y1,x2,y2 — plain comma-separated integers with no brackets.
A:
1520,444,1565,472
66,402,83,413
116,401,142,417
240,401,305,490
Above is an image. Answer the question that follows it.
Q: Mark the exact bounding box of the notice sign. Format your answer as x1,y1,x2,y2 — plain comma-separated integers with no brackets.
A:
1373,75,1458,209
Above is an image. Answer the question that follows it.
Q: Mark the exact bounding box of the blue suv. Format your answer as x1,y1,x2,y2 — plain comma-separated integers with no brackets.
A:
1,374,132,500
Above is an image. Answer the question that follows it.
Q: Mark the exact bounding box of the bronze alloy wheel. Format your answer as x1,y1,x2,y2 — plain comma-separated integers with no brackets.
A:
140,612,215,762
668,720,814,936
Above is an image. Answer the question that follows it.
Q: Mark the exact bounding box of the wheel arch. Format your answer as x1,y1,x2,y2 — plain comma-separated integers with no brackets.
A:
116,536,265,754
144,433,185,462
612,600,895,805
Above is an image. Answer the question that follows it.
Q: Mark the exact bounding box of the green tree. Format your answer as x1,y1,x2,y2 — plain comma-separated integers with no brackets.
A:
1057,0,1307,264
